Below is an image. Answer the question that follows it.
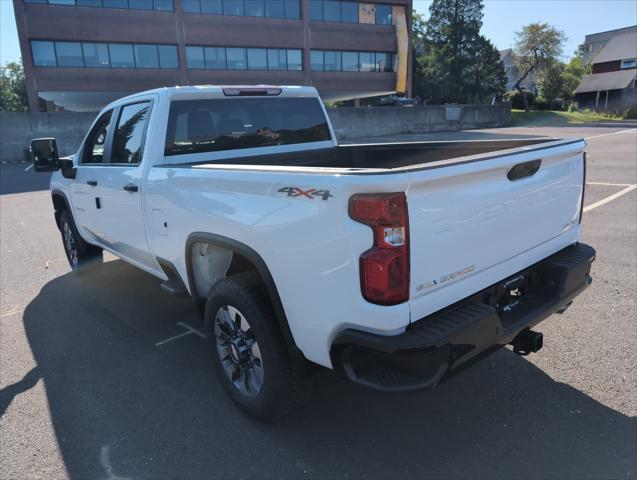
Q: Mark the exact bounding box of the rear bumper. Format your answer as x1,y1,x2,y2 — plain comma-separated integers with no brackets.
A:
331,243,596,392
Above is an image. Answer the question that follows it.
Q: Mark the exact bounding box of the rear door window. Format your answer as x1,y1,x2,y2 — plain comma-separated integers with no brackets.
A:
164,97,331,156
110,102,151,164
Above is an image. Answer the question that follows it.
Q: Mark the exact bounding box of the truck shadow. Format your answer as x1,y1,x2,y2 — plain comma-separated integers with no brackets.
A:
19,260,636,479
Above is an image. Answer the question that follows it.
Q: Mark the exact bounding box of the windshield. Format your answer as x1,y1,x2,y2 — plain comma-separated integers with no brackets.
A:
164,97,331,156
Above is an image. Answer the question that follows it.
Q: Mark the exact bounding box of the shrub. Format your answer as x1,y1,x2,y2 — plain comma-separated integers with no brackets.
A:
506,90,535,109
623,108,637,119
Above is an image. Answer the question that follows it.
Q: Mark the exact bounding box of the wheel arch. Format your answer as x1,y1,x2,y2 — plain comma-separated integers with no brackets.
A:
51,188,71,229
185,232,302,360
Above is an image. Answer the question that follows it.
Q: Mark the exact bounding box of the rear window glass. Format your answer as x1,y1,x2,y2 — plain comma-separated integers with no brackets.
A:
164,97,331,156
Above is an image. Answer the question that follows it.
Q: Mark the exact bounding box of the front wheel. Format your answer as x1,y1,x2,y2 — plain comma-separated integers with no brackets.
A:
59,210,103,270
204,273,311,420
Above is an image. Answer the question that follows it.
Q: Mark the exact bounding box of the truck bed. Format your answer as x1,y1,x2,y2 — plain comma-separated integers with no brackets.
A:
164,138,565,171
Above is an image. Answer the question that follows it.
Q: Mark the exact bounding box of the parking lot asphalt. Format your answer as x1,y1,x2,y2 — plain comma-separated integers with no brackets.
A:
1,125,635,479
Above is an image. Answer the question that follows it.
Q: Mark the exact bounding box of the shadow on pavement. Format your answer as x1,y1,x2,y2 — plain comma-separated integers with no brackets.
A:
19,260,637,479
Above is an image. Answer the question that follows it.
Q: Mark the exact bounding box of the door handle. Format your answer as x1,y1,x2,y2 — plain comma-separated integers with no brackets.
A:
87,180,98,186
123,183,139,193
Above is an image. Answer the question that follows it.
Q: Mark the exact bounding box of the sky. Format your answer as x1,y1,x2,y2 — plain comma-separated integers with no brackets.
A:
1,0,637,65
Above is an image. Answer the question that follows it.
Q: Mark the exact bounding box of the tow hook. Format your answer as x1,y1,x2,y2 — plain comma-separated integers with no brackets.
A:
511,329,543,356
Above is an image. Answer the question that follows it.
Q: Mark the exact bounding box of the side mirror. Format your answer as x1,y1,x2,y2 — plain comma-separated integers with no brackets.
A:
31,138,60,172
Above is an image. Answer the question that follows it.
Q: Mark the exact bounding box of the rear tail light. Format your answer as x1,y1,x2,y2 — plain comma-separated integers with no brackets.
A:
349,192,410,305
579,151,587,223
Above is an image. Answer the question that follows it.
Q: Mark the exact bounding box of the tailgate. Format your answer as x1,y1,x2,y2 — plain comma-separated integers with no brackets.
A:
407,139,586,321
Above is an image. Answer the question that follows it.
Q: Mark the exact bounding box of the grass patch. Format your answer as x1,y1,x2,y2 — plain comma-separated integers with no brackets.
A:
511,109,625,126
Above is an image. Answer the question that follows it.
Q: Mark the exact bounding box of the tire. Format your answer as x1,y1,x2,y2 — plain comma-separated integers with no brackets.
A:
59,209,103,270
204,272,311,420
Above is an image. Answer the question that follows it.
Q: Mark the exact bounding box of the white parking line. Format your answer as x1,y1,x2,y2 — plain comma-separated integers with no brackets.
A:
584,184,637,213
587,181,634,187
585,128,637,140
154,321,205,346
24,164,33,172
0,309,22,318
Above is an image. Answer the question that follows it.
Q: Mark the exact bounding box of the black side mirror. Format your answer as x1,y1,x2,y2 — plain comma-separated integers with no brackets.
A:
31,138,60,172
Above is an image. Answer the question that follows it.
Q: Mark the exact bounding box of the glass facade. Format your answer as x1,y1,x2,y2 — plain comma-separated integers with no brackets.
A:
309,1,393,24
31,40,179,69
310,50,395,72
25,0,173,10
186,46,303,71
24,0,397,23
182,0,300,19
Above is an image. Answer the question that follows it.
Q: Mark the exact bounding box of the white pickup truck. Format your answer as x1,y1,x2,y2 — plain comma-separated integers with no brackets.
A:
32,86,595,419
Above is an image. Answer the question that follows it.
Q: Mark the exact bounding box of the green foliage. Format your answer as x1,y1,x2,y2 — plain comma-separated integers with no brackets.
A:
624,108,637,120
536,59,565,108
0,62,28,112
412,2,506,104
506,90,535,110
512,23,565,93
511,109,625,126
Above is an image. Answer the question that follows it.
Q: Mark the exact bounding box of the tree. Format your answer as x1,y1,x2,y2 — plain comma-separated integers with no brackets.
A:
536,60,565,108
465,35,507,103
512,23,565,110
560,44,591,102
412,1,505,104
0,61,28,112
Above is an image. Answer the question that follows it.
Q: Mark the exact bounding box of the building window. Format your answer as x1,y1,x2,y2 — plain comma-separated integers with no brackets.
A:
83,43,109,67
247,48,268,70
311,49,395,72
342,51,358,71
205,47,227,69
310,1,391,24
324,50,341,71
226,48,247,69
109,44,135,68
55,42,84,67
267,49,287,70
25,0,174,11
287,49,302,71
31,41,57,67
309,0,322,20
375,3,392,25
186,46,303,71
223,0,243,15
186,46,205,69
134,44,159,68
31,40,179,69
341,1,358,23
158,45,179,68
181,0,299,19
620,59,637,69
310,50,324,71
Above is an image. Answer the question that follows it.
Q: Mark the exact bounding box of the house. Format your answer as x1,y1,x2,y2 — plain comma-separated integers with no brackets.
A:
582,25,637,66
499,49,536,94
575,26,637,113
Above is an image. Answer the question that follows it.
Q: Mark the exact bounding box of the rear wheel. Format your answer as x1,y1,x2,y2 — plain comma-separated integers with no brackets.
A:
59,210,103,270
204,272,311,420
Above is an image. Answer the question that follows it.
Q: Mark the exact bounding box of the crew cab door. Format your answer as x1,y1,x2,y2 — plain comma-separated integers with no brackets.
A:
94,100,155,269
69,108,113,245
72,100,155,270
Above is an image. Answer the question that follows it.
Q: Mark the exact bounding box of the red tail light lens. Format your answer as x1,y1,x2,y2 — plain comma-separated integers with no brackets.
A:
349,193,410,305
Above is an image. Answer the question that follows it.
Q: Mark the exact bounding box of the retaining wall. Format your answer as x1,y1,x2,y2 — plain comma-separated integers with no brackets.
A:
0,104,511,162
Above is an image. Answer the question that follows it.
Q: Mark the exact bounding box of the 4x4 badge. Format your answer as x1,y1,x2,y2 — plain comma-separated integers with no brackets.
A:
278,187,333,200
